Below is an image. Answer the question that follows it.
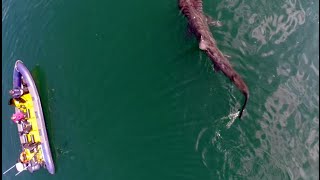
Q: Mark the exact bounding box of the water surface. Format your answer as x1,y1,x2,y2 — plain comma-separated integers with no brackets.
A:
2,0,319,179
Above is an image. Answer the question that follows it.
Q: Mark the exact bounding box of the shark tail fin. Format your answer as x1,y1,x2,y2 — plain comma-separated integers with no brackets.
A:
238,92,249,119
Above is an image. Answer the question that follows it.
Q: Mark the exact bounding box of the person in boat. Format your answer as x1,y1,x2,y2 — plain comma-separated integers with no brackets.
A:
8,96,26,104
20,121,32,135
18,149,33,171
24,142,40,152
8,98,16,106
8,98,27,115
11,112,26,124
19,150,32,164
15,147,41,174
8,98,23,106
9,87,29,99
8,88,28,106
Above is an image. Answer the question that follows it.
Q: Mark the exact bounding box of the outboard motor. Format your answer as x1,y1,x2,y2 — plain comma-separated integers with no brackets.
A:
27,162,40,173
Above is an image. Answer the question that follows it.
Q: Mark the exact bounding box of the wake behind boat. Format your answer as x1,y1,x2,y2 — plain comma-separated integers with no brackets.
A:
3,60,55,176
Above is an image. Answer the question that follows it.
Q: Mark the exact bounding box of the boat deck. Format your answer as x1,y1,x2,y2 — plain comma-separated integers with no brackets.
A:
16,93,44,163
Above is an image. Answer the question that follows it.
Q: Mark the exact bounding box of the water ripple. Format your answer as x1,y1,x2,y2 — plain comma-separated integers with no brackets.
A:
213,0,308,57
194,0,318,179
252,0,305,47
259,52,319,179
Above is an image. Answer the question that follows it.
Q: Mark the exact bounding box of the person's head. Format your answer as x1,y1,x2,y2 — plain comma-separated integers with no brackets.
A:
19,151,27,163
8,98,15,106
11,114,18,122
11,114,16,120
9,89,14,95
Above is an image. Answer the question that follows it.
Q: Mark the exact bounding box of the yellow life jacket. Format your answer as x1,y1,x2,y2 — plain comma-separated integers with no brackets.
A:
20,149,33,163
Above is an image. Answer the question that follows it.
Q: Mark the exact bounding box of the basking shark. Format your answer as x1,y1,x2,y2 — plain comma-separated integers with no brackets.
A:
178,0,249,119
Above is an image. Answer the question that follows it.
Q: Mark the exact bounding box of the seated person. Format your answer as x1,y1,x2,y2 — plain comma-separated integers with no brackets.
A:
9,88,25,99
11,112,26,124
8,98,26,108
19,149,32,165
23,142,40,151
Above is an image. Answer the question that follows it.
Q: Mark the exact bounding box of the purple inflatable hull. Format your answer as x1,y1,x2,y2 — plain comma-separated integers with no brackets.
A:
13,60,55,174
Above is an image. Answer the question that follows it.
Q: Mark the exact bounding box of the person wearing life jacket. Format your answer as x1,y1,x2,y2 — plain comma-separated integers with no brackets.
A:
16,151,30,174
8,97,27,112
19,149,34,165
8,97,26,105
20,152,28,164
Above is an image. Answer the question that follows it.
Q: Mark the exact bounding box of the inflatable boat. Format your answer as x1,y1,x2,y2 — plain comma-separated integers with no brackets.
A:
3,60,55,176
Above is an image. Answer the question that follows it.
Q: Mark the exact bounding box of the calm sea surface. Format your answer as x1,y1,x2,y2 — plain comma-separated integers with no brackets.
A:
2,0,319,179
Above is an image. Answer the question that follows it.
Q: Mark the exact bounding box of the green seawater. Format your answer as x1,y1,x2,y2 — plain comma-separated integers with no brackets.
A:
2,0,319,179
